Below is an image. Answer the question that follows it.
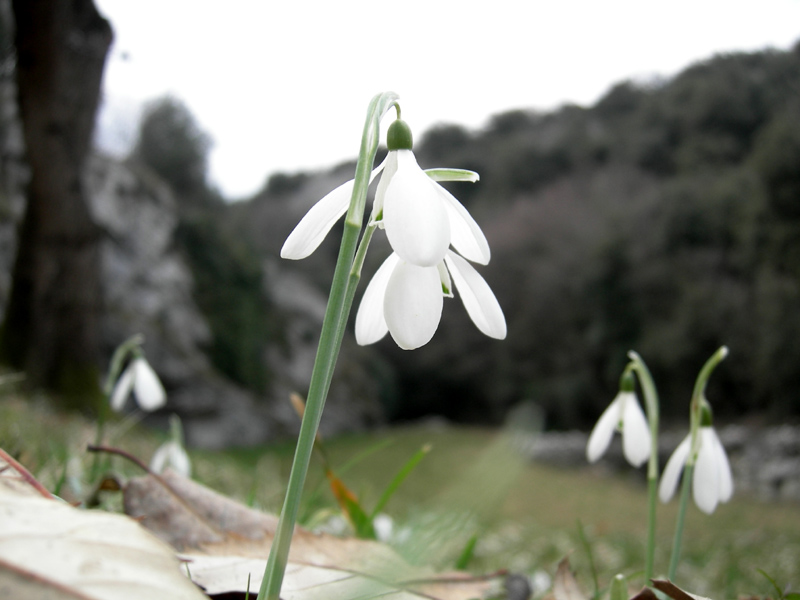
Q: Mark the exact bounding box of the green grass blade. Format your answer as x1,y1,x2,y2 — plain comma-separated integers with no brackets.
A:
454,533,478,570
369,443,431,519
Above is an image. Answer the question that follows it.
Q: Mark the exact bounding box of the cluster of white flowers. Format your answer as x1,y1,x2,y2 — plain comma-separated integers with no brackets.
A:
587,376,733,515
281,118,506,350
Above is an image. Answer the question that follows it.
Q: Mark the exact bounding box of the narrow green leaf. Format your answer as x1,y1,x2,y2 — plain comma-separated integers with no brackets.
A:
370,444,431,518
576,519,600,599
454,533,478,570
757,568,785,599
326,470,376,539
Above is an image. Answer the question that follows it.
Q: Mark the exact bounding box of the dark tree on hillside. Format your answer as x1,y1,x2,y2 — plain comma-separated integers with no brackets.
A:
132,96,215,210
1,0,112,402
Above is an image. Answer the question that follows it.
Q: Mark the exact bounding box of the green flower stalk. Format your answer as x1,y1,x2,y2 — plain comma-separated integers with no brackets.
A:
586,352,658,583
261,93,506,600
91,334,165,481
663,346,732,580
258,92,399,600
625,351,660,584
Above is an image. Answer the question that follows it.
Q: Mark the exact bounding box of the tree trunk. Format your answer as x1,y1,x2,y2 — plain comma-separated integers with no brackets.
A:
2,0,112,404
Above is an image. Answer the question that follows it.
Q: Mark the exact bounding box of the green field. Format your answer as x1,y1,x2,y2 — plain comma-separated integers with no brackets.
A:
2,396,798,598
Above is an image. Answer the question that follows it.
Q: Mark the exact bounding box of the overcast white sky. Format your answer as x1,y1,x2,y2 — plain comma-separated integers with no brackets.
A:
93,0,800,199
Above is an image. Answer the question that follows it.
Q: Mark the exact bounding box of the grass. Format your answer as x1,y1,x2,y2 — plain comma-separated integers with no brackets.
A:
2,393,798,599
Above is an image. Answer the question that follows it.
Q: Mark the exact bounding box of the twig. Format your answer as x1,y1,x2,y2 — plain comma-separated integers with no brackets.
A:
0,447,56,499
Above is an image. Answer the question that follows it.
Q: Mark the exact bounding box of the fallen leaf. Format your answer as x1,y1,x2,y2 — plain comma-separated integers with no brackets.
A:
651,580,713,600
123,467,280,550
0,452,207,600
124,469,506,599
550,558,588,600
630,587,659,600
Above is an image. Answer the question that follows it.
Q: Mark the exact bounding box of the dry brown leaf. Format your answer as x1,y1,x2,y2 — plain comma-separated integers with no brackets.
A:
124,467,279,550
0,453,207,600
550,558,588,600
630,587,660,600
124,469,505,599
651,580,713,600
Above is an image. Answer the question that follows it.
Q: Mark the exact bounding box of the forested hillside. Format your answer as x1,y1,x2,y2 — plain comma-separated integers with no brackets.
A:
226,43,800,429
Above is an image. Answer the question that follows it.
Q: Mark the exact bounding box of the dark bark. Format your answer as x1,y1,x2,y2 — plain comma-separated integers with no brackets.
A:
2,0,112,401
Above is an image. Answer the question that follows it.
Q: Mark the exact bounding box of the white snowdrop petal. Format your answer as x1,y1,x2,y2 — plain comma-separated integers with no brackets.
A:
133,358,167,411
383,150,450,267
586,396,622,463
622,394,651,467
693,428,720,514
171,447,192,478
384,262,443,350
437,261,453,298
150,441,191,477
444,251,506,339
110,364,135,412
659,434,692,503
439,186,491,265
370,154,396,224
149,442,171,474
711,428,734,503
280,180,353,260
354,254,399,345
282,161,387,259
424,168,480,183
168,443,192,477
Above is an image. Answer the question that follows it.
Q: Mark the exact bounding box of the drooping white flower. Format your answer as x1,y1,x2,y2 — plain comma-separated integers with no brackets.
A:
280,123,489,269
110,357,167,412
586,387,651,467
354,250,506,350
659,425,733,514
371,149,490,267
150,440,191,477
150,414,191,476
281,117,504,350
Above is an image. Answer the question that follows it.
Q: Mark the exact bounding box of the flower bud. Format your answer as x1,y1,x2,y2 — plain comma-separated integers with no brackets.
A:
387,119,413,151
619,369,636,393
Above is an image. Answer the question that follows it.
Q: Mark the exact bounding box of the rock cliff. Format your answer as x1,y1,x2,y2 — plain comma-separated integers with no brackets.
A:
0,75,384,447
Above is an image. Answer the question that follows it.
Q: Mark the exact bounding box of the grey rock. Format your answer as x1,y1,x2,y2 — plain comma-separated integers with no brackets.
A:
523,424,800,501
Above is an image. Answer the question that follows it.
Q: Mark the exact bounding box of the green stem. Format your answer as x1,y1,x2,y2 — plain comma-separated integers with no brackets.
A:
688,346,729,453
646,475,658,580
258,92,398,600
627,351,659,583
667,345,728,582
668,462,693,580
91,333,145,482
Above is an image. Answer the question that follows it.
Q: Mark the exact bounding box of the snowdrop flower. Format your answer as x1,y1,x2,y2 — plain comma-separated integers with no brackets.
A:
659,422,733,514
150,415,191,477
110,356,166,412
281,117,505,349
355,250,506,349
586,371,651,467
150,440,191,477
280,119,491,269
